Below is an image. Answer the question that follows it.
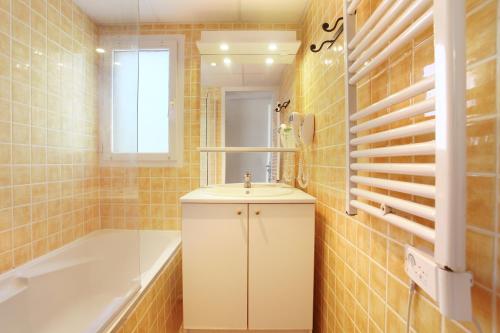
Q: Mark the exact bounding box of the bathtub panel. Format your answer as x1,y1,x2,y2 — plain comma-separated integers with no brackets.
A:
0,278,31,333
0,229,181,333
110,247,182,333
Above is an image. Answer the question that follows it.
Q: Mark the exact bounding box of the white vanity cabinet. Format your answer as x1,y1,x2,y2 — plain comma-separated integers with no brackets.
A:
182,203,249,329
248,204,314,330
181,188,315,332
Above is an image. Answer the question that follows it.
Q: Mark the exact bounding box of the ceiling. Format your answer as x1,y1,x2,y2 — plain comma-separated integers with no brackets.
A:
74,0,309,24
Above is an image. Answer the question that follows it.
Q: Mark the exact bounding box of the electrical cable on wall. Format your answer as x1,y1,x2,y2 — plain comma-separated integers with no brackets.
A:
296,146,310,189
288,112,314,189
406,281,416,333
472,317,483,333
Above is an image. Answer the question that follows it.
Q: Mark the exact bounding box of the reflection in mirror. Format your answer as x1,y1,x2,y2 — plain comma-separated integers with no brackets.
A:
199,31,301,185
225,90,275,183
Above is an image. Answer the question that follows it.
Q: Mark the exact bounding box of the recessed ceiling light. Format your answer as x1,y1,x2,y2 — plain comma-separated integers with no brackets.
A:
210,62,217,67
268,43,278,51
265,57,274,65
220,43,229,51
96,48,106,54
223,57,231,65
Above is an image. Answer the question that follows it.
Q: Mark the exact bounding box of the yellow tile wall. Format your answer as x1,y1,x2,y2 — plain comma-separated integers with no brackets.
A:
1,1,496,332
0,0,100,274
295,0,500,332
97,23,298,230
112,249,182,333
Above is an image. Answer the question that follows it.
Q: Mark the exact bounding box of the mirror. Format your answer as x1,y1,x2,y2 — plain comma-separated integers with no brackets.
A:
199,31,301,186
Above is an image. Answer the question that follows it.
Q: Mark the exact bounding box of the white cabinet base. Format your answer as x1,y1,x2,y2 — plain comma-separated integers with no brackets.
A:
248,204,314,330
182,204,248,330
182,200,315,331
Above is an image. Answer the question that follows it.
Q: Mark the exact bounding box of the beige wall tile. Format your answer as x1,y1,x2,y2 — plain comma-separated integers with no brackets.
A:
299,0,497,331
0,53,10,78
467,176,495,230
0,0,99,274
467,59,497,117
467,118,496,173
470,286,493,333
386,308,405,333
497,238,500,292
411,294,441,332
466,0,497,64
497,296,500,333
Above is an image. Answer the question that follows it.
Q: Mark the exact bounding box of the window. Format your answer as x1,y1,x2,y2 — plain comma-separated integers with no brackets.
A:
113,50,170,153
99,35,184,166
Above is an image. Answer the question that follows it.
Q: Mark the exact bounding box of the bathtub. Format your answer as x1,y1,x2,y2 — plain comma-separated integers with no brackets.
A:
0,229,181,333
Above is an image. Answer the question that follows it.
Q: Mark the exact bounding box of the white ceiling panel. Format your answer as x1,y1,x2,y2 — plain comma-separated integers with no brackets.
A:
240,0,308,23
73,0,140,24
140,0,241,24
73,0,309,24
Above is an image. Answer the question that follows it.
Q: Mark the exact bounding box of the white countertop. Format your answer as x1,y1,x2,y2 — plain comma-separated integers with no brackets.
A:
180,184,316,204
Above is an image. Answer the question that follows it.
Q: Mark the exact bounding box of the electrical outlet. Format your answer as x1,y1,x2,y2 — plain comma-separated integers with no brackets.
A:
404,245,438,300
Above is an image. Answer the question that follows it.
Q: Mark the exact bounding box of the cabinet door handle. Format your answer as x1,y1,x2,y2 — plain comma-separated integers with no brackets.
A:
237,211,242,215
255,211,260,215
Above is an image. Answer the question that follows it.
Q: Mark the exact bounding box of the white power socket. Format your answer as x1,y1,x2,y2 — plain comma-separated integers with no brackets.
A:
404,245,473,321
404,245,438,300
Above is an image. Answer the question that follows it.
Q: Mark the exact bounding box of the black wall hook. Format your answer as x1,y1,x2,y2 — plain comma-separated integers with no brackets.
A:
322,17,343,32
310,17,344,53
275,100,290,113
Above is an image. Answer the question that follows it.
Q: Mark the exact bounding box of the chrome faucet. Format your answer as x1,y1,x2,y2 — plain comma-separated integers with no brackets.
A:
244,171,252,188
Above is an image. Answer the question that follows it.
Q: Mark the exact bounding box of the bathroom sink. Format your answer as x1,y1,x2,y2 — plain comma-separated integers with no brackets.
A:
204,183,294,197
181,183,315,204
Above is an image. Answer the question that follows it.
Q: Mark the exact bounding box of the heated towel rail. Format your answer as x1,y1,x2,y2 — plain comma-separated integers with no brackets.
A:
344,0,472,321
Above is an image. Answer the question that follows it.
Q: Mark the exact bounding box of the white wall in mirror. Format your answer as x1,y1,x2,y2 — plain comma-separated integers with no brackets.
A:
225,91,274,183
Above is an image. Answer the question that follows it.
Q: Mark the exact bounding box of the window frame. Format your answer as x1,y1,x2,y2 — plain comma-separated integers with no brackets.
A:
99,34,185,167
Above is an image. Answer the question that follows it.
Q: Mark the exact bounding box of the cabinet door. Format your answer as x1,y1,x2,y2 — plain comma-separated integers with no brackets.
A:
182,203,248,329
248,203,315,330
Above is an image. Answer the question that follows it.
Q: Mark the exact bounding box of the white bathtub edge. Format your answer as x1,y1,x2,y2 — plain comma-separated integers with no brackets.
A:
101,234,181,333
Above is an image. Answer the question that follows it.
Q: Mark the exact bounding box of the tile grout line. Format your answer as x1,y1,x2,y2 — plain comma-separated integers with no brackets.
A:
8,0,13,272
492,1,500,332
29,0,34,265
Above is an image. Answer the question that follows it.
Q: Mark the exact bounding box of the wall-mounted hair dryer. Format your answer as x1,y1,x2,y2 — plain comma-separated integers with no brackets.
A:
289,112,314,147
288,112,314,188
